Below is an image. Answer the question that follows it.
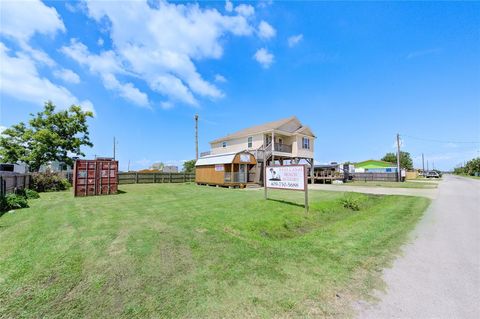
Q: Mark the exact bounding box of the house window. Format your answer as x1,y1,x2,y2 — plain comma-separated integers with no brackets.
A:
222,141,227,148
247,136,253,148
302,137,310,149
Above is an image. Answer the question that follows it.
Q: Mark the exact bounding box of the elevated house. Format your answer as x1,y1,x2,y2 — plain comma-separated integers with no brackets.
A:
196,116,315,186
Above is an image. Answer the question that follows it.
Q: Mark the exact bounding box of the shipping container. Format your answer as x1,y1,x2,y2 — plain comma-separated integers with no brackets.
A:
73,159,118,197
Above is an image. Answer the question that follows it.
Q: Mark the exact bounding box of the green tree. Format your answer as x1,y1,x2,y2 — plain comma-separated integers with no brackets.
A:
182,159,196,173
465,157,480,176
0,102,93,171
381,151,413,170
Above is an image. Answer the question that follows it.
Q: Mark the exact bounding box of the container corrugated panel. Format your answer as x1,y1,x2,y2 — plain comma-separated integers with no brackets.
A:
73,159,118,197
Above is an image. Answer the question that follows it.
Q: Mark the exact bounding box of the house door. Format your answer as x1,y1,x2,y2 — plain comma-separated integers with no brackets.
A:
239,164,247,183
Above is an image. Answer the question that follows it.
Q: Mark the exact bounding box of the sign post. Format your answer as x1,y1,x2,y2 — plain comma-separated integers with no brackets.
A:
264,164,309,213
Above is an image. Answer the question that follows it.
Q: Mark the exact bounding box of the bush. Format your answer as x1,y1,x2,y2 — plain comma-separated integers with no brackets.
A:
4,194,28,210
31,172,71,192
17,188,40,199
340,195,361,211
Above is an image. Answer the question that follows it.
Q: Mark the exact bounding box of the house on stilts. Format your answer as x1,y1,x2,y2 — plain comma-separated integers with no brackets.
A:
195,116,316,187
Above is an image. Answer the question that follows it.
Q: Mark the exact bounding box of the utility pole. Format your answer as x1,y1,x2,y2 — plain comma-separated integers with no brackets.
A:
422,153,425,175
195,114,199,160
396,133,401,182
113,136,116,160
427,160,429,172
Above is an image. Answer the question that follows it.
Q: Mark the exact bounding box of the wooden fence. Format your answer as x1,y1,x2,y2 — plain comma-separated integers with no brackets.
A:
118,172,195,184
352,172,399,182
0,173,31,196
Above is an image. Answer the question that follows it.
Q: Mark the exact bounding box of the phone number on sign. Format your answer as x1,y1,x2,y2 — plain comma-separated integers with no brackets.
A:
269,181,302,189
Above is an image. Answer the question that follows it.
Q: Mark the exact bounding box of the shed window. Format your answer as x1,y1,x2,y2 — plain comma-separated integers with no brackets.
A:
302,137,310,149
222,141,227,148
247,136,253,148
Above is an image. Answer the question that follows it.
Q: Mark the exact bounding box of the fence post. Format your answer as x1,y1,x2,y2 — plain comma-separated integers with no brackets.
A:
169,173,172,183
184,172,186,182
135,172,138,184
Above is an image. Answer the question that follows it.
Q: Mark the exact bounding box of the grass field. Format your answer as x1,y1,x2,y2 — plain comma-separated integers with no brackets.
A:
0,184,430,318
340,180,438,189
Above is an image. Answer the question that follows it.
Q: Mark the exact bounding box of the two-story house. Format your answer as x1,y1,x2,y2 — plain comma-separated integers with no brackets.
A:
196,116,315,185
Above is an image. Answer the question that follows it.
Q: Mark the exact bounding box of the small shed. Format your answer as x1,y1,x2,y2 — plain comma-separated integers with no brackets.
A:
195,151,257,187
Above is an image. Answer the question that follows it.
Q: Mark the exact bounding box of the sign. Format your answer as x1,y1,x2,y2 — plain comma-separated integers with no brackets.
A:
239,153,250,162
265,165,309,212
265,165,306,191
215,164,224,172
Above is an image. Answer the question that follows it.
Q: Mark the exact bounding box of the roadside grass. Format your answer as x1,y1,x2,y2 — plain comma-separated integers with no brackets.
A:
456,174,480,180
0,184,430,318
340,180,438,189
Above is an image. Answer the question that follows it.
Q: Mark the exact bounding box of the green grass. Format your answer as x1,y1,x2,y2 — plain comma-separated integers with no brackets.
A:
456,174,480,180
0,184,430,318
340,180,438,189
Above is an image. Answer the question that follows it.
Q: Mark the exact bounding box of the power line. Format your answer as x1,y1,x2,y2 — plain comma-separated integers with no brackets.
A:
401,134,480,144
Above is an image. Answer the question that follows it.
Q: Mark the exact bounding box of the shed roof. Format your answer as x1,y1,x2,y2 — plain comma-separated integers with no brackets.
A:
195,152,237,166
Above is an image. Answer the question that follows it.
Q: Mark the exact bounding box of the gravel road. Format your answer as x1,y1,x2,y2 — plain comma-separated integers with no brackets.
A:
357,175,480,318
309,184,438,199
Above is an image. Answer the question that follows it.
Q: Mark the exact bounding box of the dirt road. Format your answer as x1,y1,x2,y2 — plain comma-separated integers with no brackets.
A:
357,175,480,318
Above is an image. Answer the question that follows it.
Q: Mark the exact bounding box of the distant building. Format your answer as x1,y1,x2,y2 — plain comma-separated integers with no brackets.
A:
354,160,397,173
163,165,178,173
39,161,72,173
0,163,28,174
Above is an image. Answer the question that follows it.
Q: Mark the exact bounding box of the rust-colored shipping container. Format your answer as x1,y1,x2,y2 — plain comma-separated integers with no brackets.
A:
73,158,118,197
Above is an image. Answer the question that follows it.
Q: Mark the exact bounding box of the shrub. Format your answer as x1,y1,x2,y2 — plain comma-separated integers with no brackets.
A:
18,188,40,199
340,195,361,211
31,172,71,192
5,194,28,210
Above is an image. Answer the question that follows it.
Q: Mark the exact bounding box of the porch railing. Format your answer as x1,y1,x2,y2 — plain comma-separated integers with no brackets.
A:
274,143,292,153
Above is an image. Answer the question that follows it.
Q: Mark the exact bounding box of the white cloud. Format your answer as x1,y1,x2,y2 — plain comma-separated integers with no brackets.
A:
407,48,441,59
53,68,81,84
253,48,274,68
235,4,255,17
65,1,254,107
288,34,303,47
257,0,273,9
225,0,233,12
61,40,150,107
0,43,94,114
97,38,104,46
258,20,276,39
0,0,65,42
215,74,227,83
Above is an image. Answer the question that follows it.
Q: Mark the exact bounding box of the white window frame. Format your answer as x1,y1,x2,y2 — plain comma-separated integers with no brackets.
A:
247,136,253,148
222,141,227,148
302,137,310,150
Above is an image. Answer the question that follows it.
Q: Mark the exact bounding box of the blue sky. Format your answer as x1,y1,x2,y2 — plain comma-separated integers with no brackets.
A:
1,0,479,171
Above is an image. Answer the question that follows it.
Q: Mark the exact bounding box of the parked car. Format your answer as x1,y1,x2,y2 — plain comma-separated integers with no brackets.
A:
426,171,440,178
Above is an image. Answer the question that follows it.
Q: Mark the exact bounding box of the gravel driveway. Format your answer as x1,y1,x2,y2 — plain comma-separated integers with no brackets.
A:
356,175,480,318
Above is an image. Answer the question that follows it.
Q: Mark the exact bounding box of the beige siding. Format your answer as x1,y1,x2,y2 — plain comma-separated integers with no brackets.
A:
211,133,263,155
292,135,314,158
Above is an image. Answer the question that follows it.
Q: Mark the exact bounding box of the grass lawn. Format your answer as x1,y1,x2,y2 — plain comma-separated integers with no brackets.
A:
0,184,429,318
340,180,438,189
